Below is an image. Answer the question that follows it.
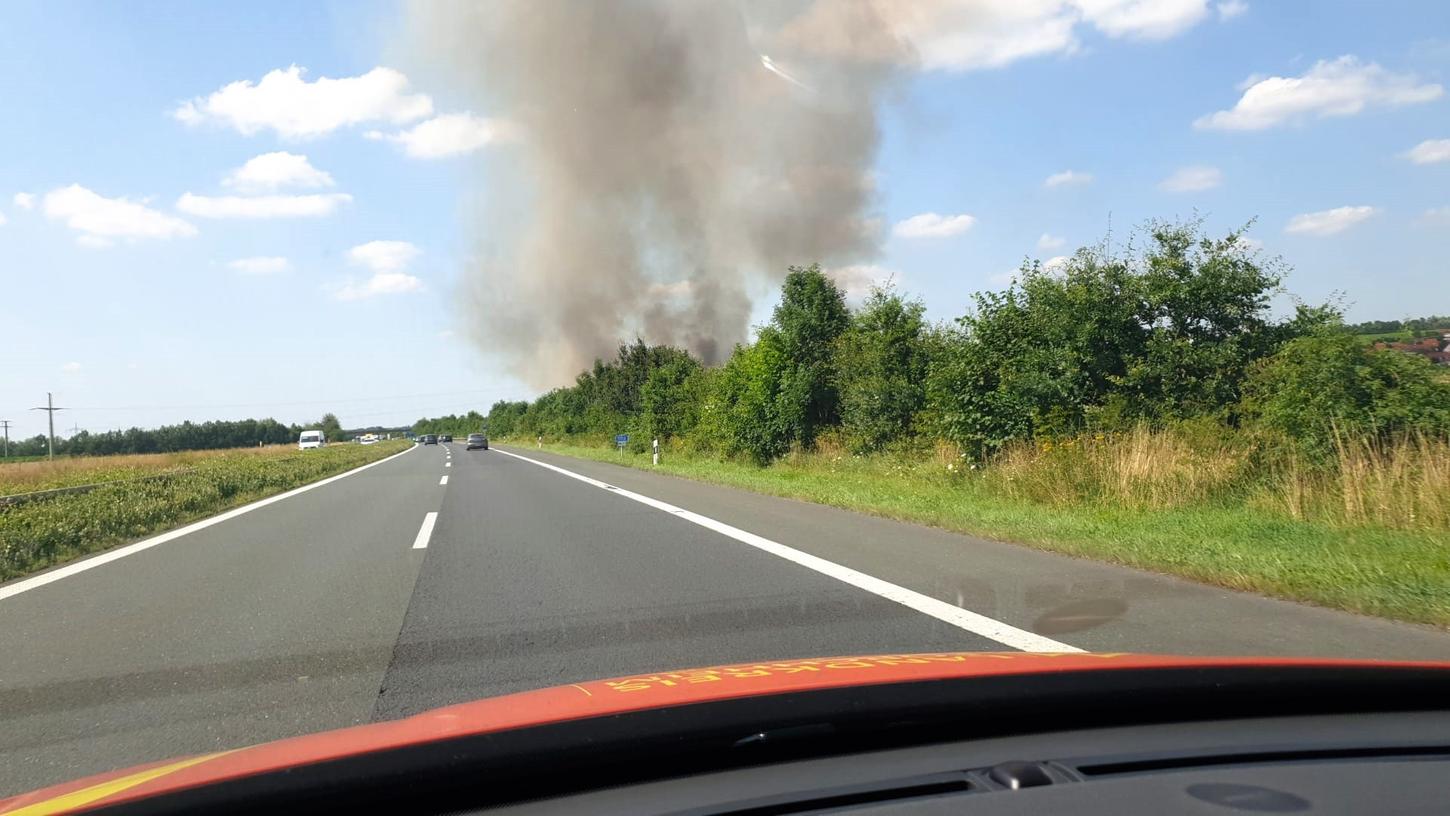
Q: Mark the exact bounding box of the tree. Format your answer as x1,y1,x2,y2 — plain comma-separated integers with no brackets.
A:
768,264,850,446
925,222,1323,456
836,286,930,452
318,413,343,442
1241,330,1450,460
641,355,703,440
708,332,794,463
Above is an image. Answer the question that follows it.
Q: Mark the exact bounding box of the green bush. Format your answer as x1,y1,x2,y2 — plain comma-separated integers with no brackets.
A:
1241,331,1450,460
924,223,1331,457
836,287,931,453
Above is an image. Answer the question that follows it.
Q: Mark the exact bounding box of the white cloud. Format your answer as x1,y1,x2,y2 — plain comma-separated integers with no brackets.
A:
1042,254,1071,271
176,192,351,219
826,264,899,301
1037,233,1066,250
61,361,82,373
222,152,334,192
173,65,433,139
365,113,514,159
43,184,196,245
227,256,290,275
337,240,424,300
1159,165,1223,192
1216,0,1248,20
1284,205,1377,236
1075,0,1209,40
1237,235,1264,251
892,212,977,238
0,211,6,226
13,192,34,210
778,0,1213,73
1044,169,1093,188
1195,56,1443,131
348,240,421,272
1404,138,1450,165
336,272,422,301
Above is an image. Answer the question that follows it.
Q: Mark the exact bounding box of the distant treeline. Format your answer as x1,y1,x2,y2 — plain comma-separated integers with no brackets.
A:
4,413,348,459
1346,316,1450,335
411,411,487,439
419,221,1449,464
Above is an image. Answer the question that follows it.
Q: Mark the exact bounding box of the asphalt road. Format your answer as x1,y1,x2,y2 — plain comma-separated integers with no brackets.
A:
3,440,1450,795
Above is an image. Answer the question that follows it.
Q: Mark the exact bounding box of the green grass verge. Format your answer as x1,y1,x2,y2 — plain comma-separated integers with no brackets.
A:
512,440,1450,628
0,440,410,581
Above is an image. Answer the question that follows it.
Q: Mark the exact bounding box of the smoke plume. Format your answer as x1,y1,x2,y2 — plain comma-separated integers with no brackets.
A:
406,1,907,386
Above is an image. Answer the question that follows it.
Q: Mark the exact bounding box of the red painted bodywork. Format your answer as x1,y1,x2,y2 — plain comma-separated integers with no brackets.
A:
5,652,1449,815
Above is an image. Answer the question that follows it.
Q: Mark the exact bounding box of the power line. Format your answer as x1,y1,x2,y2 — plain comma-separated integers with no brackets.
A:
29,392,66,461
0,419,11,459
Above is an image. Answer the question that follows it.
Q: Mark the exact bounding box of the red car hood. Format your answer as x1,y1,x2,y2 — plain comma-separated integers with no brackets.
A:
6,651,1449,815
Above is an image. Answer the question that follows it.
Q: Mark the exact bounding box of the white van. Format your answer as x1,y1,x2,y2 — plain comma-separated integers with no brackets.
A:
298,430,326,450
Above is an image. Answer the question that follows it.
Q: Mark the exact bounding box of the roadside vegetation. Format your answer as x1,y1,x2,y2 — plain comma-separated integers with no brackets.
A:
417,220,1450,625
0,440,409,581
1,413,352,459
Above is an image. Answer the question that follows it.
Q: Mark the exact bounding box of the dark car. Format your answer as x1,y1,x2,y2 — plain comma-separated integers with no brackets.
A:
466,433,488,450
421,434,438,445
439,434,452,443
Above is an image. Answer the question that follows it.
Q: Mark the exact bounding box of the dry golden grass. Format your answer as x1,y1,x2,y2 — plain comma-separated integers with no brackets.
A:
1272,433,1450,531
0,445,299,494
990,425,1253,511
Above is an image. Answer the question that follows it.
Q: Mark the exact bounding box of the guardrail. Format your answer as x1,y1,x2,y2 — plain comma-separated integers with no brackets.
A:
0,469,197,509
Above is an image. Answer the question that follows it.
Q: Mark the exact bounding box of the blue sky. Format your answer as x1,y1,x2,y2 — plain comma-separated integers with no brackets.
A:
2,0,1448,439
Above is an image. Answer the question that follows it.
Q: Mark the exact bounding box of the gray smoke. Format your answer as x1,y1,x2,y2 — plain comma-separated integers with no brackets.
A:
405,0,908,387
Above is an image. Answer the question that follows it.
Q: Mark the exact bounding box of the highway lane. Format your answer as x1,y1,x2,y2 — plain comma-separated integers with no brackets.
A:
4,440,1450,795
0,445,438,796
373,441,986,720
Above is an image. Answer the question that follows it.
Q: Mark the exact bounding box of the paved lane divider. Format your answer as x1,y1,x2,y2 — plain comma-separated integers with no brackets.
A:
412,512,438,550
445,462,451,468
0,445,418,603
439,475,449,485
491,447,1080,653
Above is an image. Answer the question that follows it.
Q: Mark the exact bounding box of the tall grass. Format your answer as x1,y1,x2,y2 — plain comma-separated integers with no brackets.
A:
985,425,1446,532
990,426,1255,511
535,421,1448,534
1268,433,1450,531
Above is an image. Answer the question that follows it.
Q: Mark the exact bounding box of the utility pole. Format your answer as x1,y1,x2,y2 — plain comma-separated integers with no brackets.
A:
0,419,11,459
30,392,66,461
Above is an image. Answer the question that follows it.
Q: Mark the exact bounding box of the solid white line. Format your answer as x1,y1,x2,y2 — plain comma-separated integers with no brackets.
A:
412,512,438,550
439,475,449,485
0,446,417,603
491,447,1080,653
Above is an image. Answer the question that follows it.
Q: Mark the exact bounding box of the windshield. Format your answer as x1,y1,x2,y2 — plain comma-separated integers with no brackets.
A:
3,0,1449,801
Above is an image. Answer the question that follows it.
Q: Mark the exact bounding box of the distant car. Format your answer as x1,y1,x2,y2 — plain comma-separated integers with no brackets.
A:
422,434,438,445
466,433,488,450
297,430,326,450
439,435,452,443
